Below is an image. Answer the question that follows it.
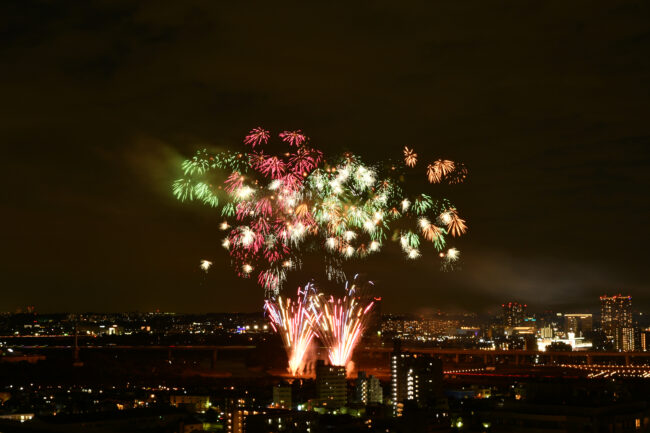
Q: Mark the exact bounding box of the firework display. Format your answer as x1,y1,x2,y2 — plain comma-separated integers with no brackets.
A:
308,276,376,368
174,127,468,295
264,276,376,375
440,247,460,272
199,259,212,273
264,284,318,376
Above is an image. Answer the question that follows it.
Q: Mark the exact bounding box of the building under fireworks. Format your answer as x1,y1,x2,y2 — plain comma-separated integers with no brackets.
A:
315,360,347,408
390,346,443,417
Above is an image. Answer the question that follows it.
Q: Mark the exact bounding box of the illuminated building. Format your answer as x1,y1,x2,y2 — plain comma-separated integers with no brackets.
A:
539,325,554,338
246,409,316,432
564,313,593,338
502,302,526,327
380,315,461,339
272,382,292,409
315,360,347,407
600,294,634,351
381,315,405,334
169,395,211,412
355,371,382,405
618,327,635,352
536,332,593,351
640,329,650,352
391,347,442,417
228,407,276,433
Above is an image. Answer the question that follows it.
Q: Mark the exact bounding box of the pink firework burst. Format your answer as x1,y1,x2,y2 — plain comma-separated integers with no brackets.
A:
235,202,254,221
279,130,307,147
224,172,245,193
244,127,270,148
263,241,290,264
258,270,280,291
259,156,287,179
289,146,323,176
251,217,271,235
254,198,273,217
278,172,303,194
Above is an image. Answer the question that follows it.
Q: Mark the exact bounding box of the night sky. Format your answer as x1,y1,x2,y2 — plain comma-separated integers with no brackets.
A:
2,1,649,313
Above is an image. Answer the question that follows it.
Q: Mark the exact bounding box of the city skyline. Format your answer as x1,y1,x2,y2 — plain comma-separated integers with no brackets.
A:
2,292,644,316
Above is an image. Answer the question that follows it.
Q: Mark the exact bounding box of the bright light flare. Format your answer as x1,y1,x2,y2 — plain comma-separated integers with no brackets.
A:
326,237,338,251
407,248,421,259
343,230,357,242
239,227,255,246
200,260,212,272
236,186,255,200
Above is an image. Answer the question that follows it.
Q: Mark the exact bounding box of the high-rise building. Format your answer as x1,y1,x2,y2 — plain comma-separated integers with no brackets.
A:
391,348,442,417
355,371,383,405
600,294,634,351
226,398,249,433
539,325,554,339
272,382,292,409
564,313,593,337
502,302,526,327
315,360,347,407
618,327,635,352
640,329,650,352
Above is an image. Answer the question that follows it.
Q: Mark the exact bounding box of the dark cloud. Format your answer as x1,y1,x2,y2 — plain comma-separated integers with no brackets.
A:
1,0,649,313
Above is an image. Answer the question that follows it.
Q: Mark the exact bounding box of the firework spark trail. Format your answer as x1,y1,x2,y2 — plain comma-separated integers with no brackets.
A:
310,294,375,367
308,276,375,367
174,128,469,295
264,284,318,376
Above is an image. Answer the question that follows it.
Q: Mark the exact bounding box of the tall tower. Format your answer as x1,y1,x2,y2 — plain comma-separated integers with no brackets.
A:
600,294,633,351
